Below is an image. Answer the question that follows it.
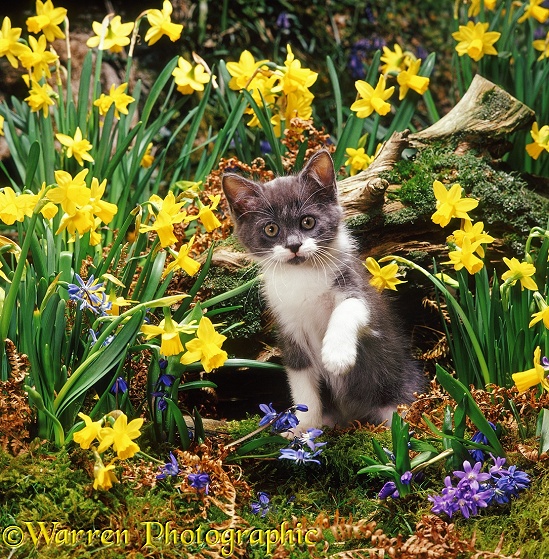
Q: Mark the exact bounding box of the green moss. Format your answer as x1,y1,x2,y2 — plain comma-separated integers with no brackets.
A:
379,146,549,244
202,258,263,341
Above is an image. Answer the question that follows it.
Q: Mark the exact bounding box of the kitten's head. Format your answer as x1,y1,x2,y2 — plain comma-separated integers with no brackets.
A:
222,150,342,266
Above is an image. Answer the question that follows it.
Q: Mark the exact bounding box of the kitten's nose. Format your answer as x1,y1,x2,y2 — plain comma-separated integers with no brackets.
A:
287,242,302,255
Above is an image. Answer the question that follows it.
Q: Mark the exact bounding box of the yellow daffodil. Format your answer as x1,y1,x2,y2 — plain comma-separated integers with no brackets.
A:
141,312,195,356
533,31,549,60
0,187,34,225
444,236,484,275
226,49,268,91
526,122,549,160
380,44,408,75
364,257,406,291
139,191,189,247
24,79,55,117
197,194,222,232
180,316,228,373
502,257,538,291
162,235,200,278
48,169,90,215
93,458,118,491
73,412,103,449
0,115,4,136
140,142,155,168
0,16,27,68
89,177,117,224
270,89,314,136
275,44,318,96
86,15,134,53
56,127,95,166
36,182,58,219
351,75,394,119
97,413,143,460
145,0,183,45
451,221,494,258
26,0,67,42
93,83,135,118
431,180,479,227
17,34,59,80
106,293,135,316
397,58,430,100
345,147,374,176
512,346,549,393
530,306,549,329
55,207,95,236
172,57,211,94
452,21,500,62
518,0,549,23
467,0,496,17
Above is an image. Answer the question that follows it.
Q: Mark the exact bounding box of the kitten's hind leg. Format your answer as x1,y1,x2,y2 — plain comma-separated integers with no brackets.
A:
285,367,323,436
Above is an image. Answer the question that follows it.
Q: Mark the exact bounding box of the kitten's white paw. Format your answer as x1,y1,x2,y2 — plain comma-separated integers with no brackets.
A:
321,334,357,376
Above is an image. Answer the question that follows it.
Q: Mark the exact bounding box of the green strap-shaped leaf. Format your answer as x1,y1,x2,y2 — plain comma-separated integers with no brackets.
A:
435,364,505,457
54,309,145,416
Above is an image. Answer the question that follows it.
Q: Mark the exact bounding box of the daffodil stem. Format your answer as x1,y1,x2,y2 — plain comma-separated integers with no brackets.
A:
367,113,380,155
137,450,164,465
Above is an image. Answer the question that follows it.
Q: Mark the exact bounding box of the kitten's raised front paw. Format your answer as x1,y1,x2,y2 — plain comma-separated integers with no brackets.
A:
321,334,357,376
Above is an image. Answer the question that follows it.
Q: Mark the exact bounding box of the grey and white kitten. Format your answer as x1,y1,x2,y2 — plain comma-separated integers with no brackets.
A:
222,150,424,432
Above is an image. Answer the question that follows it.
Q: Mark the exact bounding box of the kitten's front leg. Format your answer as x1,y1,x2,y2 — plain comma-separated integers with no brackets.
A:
285,367,323,435
322,297,370,376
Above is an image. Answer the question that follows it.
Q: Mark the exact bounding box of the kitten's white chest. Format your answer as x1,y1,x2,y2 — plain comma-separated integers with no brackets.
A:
262,265,335,347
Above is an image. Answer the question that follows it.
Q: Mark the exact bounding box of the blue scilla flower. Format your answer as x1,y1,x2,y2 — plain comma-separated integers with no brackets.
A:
378,481,399,500
157,452,180,480
279,447,322,465
495,465,531,496
110,376,128,395
298,428,326,452
188,470,210,494
258,403,278,427
469,422,497,462
250,492,270,517
151,391,168,411
89,329,114,347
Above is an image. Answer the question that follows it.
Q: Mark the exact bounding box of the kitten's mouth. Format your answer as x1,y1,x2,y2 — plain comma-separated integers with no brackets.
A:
287,254,306,265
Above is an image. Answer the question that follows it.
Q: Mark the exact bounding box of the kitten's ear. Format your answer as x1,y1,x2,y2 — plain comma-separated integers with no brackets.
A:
222,174,260,218
300,149,337,200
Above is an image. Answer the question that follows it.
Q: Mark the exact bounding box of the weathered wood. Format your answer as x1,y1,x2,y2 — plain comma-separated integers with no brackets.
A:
408,74,535,153
337,130,410,218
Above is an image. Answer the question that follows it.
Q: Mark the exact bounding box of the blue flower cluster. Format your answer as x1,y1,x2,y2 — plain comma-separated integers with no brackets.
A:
67,274,112,315
428,456,531,519
250,491,270,517
258,403,326,465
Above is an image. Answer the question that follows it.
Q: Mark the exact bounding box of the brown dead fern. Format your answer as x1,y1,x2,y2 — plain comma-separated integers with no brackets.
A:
0,339,32,455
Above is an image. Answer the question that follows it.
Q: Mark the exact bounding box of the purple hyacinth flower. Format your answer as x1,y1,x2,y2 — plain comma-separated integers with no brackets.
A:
378,481,399,500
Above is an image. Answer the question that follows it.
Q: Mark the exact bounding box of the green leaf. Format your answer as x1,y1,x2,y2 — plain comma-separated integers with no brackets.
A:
435,364,505,457
537,408,549,455
53,310,145,417
163,397,191,450
236,435,289,456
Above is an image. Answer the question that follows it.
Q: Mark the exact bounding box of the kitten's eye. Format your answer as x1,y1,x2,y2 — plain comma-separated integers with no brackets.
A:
301,216,316,230
264,222,280,237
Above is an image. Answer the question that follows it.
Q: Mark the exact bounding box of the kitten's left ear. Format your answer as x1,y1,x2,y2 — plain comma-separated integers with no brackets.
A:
300,149,337,200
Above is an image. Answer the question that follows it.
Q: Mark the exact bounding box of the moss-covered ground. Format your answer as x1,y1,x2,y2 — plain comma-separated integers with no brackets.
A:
2,406,548,558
